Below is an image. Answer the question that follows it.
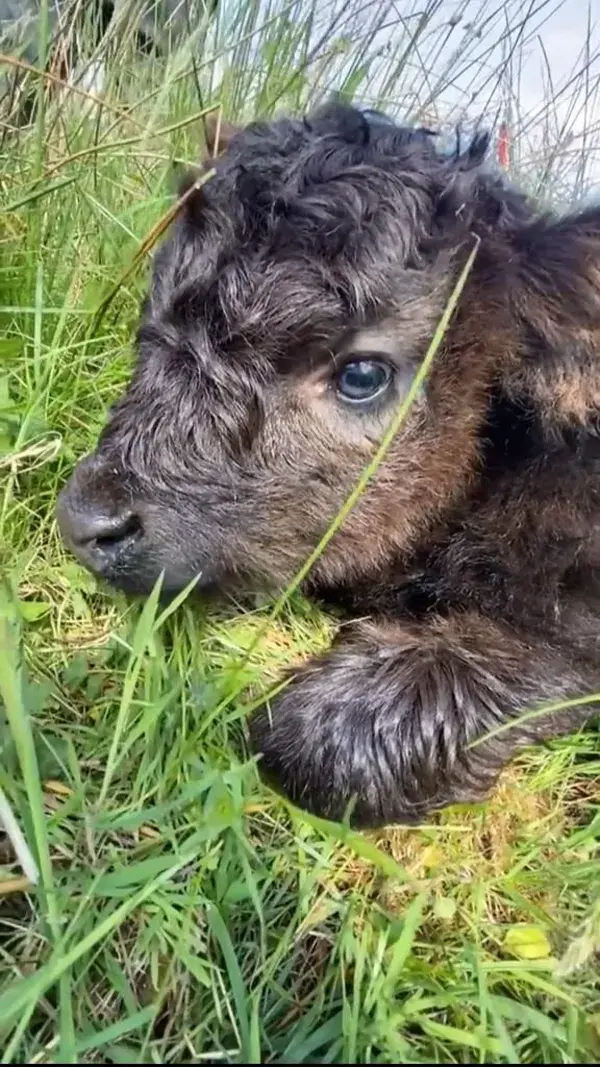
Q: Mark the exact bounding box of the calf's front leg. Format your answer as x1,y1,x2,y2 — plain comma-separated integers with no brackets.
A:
248,613,594,828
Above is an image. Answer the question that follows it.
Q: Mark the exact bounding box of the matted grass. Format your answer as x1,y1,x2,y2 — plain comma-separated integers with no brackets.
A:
1,0,599,1061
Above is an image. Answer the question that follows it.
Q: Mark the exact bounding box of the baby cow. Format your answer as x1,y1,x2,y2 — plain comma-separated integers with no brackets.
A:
57,102,600,828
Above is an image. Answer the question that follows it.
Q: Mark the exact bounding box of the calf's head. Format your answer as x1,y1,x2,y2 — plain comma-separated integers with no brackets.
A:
56,103,600,598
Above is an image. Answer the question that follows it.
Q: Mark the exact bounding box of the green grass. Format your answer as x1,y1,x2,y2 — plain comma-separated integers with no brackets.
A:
1,0,600,1061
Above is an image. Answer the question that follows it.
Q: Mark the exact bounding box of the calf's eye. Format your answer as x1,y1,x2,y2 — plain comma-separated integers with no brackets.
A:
335,358,393,405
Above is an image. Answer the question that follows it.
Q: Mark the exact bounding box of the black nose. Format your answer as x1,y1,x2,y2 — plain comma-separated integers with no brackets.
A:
57,493,142,575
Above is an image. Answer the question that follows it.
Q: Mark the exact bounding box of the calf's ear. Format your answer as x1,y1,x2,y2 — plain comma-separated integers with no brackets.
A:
515,206,600,333
171,112,244,222
202,112,243,158
503,205,600,427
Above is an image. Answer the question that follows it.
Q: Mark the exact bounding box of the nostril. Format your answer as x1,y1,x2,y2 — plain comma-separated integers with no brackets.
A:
59,503,143,557
92,513,142,550
56,473,144,576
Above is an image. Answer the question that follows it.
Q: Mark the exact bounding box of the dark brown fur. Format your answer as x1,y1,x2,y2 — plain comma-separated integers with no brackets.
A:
57,102,600,828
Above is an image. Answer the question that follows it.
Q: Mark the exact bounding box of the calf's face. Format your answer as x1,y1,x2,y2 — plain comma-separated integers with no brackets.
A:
56,107,513,597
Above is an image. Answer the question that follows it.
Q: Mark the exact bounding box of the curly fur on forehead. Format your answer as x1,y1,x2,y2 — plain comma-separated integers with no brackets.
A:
146,102,530,360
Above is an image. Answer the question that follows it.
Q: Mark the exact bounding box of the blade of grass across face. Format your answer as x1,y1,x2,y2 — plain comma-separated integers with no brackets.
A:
213,235,480,704
266,237,481,611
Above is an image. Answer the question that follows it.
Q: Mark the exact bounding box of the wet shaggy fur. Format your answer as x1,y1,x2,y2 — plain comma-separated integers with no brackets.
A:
57,102,600,828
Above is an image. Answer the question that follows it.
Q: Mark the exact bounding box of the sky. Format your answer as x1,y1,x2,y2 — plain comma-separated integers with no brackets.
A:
68,0,600,200
292,0,600,198
67,0,600,197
